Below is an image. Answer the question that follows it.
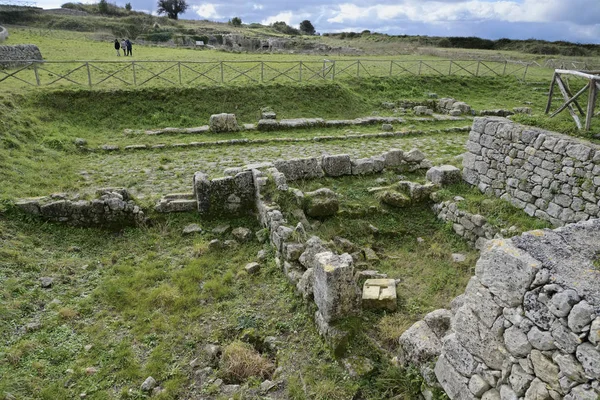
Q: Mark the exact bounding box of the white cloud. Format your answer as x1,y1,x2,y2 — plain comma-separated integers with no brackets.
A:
261,11,294,25
192,3,221,19
252,3,263,10
325,0,596,25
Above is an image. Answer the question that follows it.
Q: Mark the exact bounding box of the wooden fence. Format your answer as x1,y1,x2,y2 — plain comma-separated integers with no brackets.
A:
0,59,534,88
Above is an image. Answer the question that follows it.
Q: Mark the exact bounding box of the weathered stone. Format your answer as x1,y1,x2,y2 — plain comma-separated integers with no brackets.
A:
182,224,203,235
564,385,599,400
314,311,349,357
469,374,491,397
284,243,304,262
399,321,442,365
232,227,253,242
423,309,452,339
209,113,240,133
530,350,560,390
567,300,594,333
504,326,532,357
321,154,352,177
40,277,54,288
384,149,404,168
426,165,462,186
312,252,359,322
405,148,426,163
434,355,473,400
362,279,397,311
141,376,157,391
476,239,541,307
510,363,534,396
351,158,375,175
524,290,555,330
589,317,600,345
524,378,550,400
552,352,587,383
551,319,582,353
527,327,556,351
274,157,324,181
296,268,314,300
499,385,518,400
576,342,600,379
244,262,260,274
548,289,580,318
298,236,329,269
380,191,411,208
304,188,339,218
481,389,501,400
442,333,477,376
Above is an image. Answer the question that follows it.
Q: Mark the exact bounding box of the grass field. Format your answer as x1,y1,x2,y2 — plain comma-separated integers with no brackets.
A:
1,20,600,400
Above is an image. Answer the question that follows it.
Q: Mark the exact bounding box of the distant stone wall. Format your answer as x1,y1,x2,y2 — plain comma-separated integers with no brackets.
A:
14,188,145,227
399,219,600,399
463,117,600,227
0,44,42,68
0,26,8,43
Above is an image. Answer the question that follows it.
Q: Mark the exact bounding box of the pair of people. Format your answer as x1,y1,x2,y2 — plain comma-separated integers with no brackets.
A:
114,39,132,56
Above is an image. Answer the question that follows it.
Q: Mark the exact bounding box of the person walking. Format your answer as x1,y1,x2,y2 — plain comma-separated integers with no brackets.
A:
121,39,127,56
114,39,120,56
125,39,132,57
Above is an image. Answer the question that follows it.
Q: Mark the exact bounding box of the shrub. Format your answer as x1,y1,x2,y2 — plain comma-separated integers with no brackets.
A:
219,341,274,383
230,16,242,26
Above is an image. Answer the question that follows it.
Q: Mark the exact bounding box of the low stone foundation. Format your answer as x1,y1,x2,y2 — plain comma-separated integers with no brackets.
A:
433,200,499,248
14,188,144,227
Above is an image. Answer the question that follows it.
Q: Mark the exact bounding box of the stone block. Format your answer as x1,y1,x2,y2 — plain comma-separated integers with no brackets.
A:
351,158,374,175
426,165,461,186
274,157,324,181
361,279,397,311
304,188,339,218
321,154,352,177
209,113,240,133
312,252,360,322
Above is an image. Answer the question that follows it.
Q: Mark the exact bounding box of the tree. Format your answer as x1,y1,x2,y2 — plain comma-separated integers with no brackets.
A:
98,0,109,14
230,17,242,26
125,2,132,11
156,0,188,20
299,20,315,35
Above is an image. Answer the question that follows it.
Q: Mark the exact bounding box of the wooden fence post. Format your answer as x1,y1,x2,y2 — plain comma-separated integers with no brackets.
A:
261,61,264,83
357,61,360,78
503,61,507,76
220,61,224,83
132,61,137,86
585,80,597,130
178,62,182,85
448,60,452,76
299,61,302,82
418,61,422,75
389,60,393,76
86,62,92,88
332,61,336,81
33,62,40,86
522,64,529,81
476,61,480,77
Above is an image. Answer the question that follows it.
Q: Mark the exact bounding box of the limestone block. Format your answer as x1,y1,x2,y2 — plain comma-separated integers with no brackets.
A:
321,154,352,177
552,352,587,383
361,279,397,311
312,252,359,322
475,239,541,307
405,148,426,163
530,350,560,391
524,378,550,399
399,320,442,365
576,342,600,379
527,327,556,351
548,289,580,318
209,113,240,133
426,165,462,186
384,149,404,168
567,300,594,333
351,158,375,175
504,326,532,357
442,333,477,376
274,157,323,181
423,309,452,339
469,375,490,397
509,363,534,396
304,188,339,218
434,355,473,400
563,385,599,400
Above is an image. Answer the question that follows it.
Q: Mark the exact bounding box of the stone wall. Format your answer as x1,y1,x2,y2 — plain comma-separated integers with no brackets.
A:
0,26,8,43
14,188,145,227
193,171,255,218
432,200,498,249
399,219,600,399
463,117,600,227
0,44,42,68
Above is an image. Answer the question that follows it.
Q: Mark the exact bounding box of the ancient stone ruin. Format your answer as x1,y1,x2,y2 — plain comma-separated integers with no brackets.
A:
0,26,8,43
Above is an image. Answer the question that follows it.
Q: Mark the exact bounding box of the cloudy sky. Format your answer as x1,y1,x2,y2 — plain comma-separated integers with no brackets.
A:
39,0,600,44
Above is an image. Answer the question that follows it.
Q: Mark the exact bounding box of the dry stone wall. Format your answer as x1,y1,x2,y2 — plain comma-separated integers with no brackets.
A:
14,188,144,227
399,219,600,399
463,117,600,227
0,44,42,68
432,200,499,248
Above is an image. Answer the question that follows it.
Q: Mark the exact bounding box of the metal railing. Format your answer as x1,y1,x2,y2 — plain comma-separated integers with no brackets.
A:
0,59,535,88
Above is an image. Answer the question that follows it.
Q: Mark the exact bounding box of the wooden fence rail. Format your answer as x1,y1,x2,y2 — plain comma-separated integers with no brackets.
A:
0,59,535,89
